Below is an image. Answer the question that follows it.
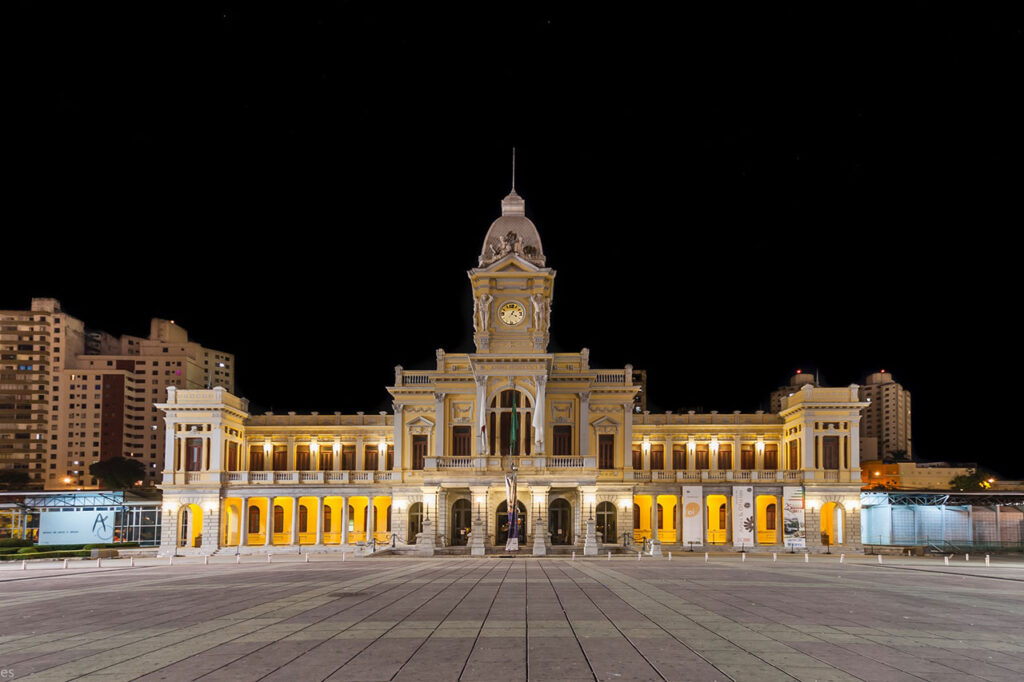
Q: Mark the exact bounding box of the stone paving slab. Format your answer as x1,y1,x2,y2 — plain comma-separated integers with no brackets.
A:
2,553,1024,681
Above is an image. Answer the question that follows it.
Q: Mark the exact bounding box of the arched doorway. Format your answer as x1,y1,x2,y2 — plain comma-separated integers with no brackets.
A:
496,500,527,545
756,495,779,545
596,501,616,544
178,504,203,548
408,502,423,543
549,499,572,545
451,499,472,546
706,494,728,544
820,502,844,546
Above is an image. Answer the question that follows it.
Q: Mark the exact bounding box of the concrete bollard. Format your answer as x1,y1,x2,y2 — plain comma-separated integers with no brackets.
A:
267,553,272,563
342,552,346,562
985,554,990,566
944,555,950,566
130,556,135,567
772,552,777,563
22,560,26,571
204,555,209,566
704,552,709,563
608,551,611,560
97,558,102,568
236,554,241,564
965,553,970,562
169,555,174,565
305,553,310,563
741,553,746,562
572,551,575,561
877,554,883,564
804,553,809,563
63,558,68,569
637,551,641,561
668,552,672,561
840,553,845,564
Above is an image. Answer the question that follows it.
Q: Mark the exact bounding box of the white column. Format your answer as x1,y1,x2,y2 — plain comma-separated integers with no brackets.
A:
578,391,590,456
665,435,674,470
365,496,375,541
393,403,404,467
292,497,301,545
287,437,296,471
649,494,662,555
534,375,546,453
315,497,323,545
355,436,364,470
265,497,273,546
623,403,634,470
434,393,446,458
340,497,349,545
803,426,815,470
239,496,248,547
733,436,741,472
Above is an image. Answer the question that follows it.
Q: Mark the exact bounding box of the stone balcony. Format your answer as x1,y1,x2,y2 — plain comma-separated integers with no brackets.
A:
165,470,405,485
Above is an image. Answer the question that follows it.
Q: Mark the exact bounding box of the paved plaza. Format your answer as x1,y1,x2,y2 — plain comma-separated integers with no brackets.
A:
2,553,1023,682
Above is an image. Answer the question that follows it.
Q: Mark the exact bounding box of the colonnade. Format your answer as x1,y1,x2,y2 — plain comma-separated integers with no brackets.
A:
219,494,392,547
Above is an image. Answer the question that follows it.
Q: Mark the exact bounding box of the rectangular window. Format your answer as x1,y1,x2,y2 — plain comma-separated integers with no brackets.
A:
822,436,840,470
552,426,572,456
632,447,642,470
695,445,709,470
226,441,239,471
185,438,202,471
452,426,471,457
296,445,311,470
650,445,664,470
764,445,778,470
272,445,287,471
342,445,356,470
364,445,378,471
717,444,732,470
672,446,686,470
741,446,755,470
598,435,614,469
412,435,427,470
386,444,394,470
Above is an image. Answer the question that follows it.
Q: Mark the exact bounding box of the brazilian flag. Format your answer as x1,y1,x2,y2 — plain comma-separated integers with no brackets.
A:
510,389,518,456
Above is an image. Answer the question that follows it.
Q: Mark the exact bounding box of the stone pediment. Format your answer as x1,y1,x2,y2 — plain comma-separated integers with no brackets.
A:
592,415,619,434
406,416,435,435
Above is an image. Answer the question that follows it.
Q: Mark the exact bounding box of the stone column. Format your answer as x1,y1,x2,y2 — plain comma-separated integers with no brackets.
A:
393,403,404,466
802,427,815,471
239,496,248,547
622,403,634,470
366,496,375,542
355,436,364,470
578,391,590,456
649,494,662,556
733,436,742,472
315,497,323,545
265,497,273,546
436,489,448,545
287,437,296,471
292,497,301,545
340,497,349,545
434,393,446,458
665,435,674,470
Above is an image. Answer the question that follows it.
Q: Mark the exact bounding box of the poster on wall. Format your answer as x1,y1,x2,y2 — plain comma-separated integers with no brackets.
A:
732,486,754,548
681,486,703,547
783,486,806,549
38,508,117,545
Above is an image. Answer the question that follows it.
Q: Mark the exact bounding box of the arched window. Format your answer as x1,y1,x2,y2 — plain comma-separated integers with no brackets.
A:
386,504,392,533
451,499,471,546
273,505,284,533
299,505,308,533
765,503,776,531
549,498,572,545
596,501,616,544
408,502,423,543
248,505,260,534
488,389,533,455
179,508,190,545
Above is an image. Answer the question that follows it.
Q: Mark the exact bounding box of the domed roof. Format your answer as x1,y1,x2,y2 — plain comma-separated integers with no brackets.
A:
479,190,546,267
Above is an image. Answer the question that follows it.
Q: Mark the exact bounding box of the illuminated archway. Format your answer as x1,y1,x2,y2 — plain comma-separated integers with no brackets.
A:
820,502,844,546
756,495,779,545
706,494,728,544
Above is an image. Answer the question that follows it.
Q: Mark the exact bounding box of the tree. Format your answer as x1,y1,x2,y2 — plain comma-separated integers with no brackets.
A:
89,457,146,490
949,469,989,491
0,470,30,490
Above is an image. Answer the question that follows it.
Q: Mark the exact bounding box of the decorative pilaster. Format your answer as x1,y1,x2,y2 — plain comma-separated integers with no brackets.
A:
314,497,323,545
578,391,590,456
239,496,248,547
475,377,488,455
265,497,273,546
649,495,662,556
434,393,446,458
393,402,404,465
534,375,547,453
292,497,300,545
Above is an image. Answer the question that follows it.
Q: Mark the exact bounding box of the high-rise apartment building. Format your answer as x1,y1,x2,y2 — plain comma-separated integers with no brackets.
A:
858,370,911,460
769,370,817,414
1,299,234,490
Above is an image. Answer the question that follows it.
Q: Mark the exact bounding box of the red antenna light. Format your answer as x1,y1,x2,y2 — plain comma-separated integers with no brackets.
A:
795,369,802,374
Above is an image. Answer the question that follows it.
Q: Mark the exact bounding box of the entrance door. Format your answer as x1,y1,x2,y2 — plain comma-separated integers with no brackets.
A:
451,499,471,546
496,501,527,545
596,501,616,544
549,499,572,545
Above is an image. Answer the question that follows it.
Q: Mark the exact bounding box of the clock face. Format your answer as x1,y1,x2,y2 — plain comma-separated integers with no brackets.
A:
498,301,525,326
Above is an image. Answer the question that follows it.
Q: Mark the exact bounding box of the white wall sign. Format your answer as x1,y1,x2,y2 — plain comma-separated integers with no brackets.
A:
38,508,117,545
682,486,703,546
733,486,754,548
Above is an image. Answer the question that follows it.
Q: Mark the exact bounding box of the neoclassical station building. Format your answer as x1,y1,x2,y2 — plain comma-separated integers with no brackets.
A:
158,189,866,556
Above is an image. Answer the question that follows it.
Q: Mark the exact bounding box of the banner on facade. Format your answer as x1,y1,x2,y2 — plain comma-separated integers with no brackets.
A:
38,508,117,545
732,486,754,548
783,486,806,549
682,486,703,547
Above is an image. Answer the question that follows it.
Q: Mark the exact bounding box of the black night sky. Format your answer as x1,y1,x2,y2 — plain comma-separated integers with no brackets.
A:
7,5,1022,476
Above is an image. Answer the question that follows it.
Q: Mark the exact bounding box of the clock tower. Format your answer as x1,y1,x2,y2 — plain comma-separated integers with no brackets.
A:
468,189,555,354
